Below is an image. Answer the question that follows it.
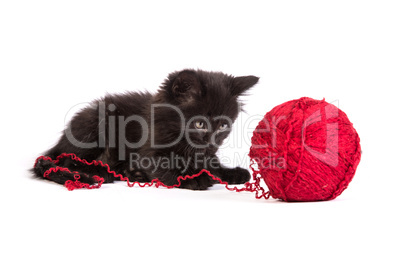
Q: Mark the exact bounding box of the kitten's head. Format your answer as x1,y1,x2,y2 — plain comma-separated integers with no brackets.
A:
154,69,259,156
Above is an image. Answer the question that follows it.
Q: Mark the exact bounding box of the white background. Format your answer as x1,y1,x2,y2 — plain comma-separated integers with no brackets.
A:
1,0,401,267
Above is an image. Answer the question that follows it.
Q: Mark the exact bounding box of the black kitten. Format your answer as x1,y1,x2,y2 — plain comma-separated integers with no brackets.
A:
32,69,259,190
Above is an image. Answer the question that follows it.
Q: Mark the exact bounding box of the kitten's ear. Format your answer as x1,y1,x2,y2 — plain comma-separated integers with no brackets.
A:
171,70,201,98
231,75,259,96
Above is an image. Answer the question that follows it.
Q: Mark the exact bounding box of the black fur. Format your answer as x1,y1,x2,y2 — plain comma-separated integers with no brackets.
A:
32,69,259,190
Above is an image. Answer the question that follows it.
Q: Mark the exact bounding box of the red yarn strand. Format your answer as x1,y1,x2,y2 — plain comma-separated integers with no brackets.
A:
33,153,270,199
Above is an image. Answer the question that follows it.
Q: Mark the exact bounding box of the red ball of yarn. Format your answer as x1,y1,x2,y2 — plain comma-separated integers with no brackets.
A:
249,97,361,202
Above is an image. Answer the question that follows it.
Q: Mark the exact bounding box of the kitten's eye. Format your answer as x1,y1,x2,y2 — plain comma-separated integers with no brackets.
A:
219,123,228,131
194,121,205,130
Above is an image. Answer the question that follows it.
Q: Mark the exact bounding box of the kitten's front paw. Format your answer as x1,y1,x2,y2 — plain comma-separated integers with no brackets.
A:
124,169,150,183
178,174,214,190
221,167,251,185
